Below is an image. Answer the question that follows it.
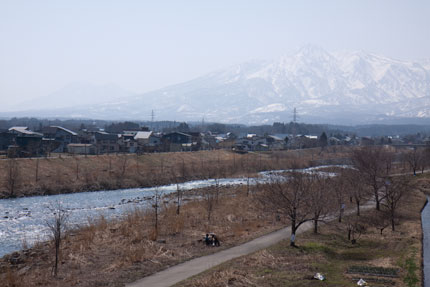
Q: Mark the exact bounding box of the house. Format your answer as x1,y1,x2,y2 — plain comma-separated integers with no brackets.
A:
94,132,120,154
67,144,96,155
9,126,43,137
42,126,78,153
162,132,192,152
328,137,341,146
288,135,318,149
360,137,375,146
266,135,285,150
8,127,43,156
234,135,267,151
134,131,153,145
141,133,162,152
0,131,15,151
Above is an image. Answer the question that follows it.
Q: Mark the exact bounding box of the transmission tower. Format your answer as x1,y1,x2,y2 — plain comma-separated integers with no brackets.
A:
292,107,298,138
151,109,155,130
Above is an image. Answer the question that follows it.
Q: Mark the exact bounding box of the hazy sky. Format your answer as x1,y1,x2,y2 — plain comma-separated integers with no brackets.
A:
1,0,429,108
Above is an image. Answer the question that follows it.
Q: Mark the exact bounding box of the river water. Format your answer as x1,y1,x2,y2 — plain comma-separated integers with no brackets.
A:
0,165,346,257
422,198,430,286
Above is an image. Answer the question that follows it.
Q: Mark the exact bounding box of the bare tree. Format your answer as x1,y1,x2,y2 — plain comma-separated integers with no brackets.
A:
74,157,80,180
352,147,394,210
119,155,129,178
46,202,68,277
309,173,332,233
115,154,129,185
179,157,187,180
365,209,391,235
135,153,140,175
175,183,182,215
381,176,410,231
258,170,313,246
343,169,369,216
202,187,217,224
344,215,366,244
329,176,347,222
403,147,425,176
150,188,163,241
35,158,40,183
6,158,20,197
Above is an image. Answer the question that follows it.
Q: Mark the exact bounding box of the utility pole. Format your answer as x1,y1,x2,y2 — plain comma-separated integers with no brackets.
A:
201,116,205,132
151,109,155,131
292,107,298,138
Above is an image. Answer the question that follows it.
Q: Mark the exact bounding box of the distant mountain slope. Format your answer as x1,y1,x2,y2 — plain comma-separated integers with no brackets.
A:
7,83,136,112
3,45,430,124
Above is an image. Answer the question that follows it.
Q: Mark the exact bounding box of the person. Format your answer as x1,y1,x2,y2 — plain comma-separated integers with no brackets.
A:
212,234,220,247
204,234,211,246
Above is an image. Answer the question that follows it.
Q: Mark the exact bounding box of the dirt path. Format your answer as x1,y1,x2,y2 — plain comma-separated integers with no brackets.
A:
126,222,313,287
126,200,376,287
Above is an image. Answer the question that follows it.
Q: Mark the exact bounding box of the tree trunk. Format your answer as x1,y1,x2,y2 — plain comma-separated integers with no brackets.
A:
347,229,351,241
375,192,380,211
356,200,360,216
290,220,296,246
35,159,39,183
314,218,318,234
54,240,59,276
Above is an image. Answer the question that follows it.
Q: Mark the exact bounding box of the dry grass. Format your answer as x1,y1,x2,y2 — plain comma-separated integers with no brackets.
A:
177,178,427,287
0,184,291,287
0,148,352,198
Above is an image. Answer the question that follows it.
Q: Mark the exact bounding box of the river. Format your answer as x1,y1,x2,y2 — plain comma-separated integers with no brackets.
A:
422,197,430,286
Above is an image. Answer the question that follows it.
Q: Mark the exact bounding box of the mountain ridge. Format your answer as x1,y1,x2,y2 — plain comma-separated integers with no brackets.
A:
3,45,430,125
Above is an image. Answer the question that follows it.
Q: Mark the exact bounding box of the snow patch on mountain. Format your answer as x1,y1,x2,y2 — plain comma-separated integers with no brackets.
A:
250,103,287,114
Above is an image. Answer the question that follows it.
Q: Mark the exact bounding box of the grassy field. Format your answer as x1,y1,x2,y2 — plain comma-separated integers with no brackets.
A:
175,178,427,287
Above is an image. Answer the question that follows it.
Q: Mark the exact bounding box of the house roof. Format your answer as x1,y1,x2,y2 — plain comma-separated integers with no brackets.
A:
134,131,153,140
163,132,191,138
9,127,43,136
52,126,78,136
43,126,78,136
267,135,283,141
95,131,119,140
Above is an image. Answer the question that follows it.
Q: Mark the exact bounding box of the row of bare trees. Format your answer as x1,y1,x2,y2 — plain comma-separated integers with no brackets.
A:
258,146,416,246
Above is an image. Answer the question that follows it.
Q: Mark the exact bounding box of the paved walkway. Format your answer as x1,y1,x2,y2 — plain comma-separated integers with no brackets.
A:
127,201,375,287
126,221,312,287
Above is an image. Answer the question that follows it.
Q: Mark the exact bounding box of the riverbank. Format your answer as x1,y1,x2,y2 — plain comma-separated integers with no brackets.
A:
176,179,428,287
0,148,350,199
0,184,295,287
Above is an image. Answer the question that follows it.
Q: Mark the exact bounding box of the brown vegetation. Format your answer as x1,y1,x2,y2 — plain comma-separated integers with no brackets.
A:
0,185,289,287
0,145,423,286
0,148,351,198
177,181,426,287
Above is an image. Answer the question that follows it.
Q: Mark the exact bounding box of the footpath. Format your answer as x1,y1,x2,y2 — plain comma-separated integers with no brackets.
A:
126,221,312,287
127,200,376,287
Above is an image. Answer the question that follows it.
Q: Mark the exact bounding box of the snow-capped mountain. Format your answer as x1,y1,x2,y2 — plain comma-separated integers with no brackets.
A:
4,45,430,124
